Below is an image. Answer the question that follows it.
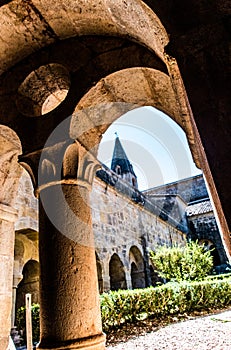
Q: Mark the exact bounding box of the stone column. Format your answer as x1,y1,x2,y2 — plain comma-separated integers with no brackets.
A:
102,275,110,292
31,141,105,350
0,204,18,350
125,269,132,290
11,273,23,327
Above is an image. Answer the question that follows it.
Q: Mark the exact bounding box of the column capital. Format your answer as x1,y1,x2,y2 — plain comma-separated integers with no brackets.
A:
62,140,100,190
19,140,100,195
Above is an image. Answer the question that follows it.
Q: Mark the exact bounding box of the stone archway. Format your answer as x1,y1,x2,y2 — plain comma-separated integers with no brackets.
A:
129,246,145,289
199,239,221,267
16,259,39,311
109,253,127,291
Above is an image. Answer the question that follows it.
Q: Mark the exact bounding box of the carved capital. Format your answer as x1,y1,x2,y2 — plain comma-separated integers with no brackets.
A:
63,140,100,190
19,140,100,194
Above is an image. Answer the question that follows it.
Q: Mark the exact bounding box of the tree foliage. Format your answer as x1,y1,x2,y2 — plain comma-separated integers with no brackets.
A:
149,241,213,282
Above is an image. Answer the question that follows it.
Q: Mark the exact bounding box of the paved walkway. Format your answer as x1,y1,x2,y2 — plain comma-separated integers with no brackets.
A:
107,309,231,349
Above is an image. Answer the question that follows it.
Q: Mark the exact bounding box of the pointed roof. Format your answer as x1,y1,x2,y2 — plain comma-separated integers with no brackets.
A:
111,136,136,177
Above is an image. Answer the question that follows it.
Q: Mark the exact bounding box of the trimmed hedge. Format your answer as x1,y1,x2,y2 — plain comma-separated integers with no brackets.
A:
100,278,231,330
205,272,231,280
16,278,231,342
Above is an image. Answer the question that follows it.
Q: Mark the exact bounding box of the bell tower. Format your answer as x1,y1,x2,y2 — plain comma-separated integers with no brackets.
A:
111,136,138,189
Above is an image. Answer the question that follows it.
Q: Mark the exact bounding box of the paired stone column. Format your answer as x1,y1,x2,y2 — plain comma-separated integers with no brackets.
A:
22,140,105,350
0,204,18,349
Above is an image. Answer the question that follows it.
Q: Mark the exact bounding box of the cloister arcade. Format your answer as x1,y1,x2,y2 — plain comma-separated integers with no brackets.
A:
0,1,230,349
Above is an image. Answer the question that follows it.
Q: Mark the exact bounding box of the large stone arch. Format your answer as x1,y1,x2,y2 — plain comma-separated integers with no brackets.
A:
71,66,200,172
109,253,127,291
0,0,168,75
0,36,167,155
129,246,145,289
70,62,230,257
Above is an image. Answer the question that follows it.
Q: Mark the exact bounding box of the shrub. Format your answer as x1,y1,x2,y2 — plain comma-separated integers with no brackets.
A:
149,241,213,282
16,303,40,345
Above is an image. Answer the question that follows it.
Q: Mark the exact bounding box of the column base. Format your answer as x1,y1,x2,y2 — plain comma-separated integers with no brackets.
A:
37,333,106,350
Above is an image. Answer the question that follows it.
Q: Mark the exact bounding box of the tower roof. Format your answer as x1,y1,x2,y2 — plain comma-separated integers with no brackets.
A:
111,136,136,177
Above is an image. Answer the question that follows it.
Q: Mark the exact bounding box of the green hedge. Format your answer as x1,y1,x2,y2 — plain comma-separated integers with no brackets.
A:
101,278,231,330
205,272,231,280
16,278,231,342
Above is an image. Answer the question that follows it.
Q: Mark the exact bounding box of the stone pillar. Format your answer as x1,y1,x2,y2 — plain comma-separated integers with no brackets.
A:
11,273,23,327
27,141,106,350
125,269,132,290
0,204,18,350
102,275,110,292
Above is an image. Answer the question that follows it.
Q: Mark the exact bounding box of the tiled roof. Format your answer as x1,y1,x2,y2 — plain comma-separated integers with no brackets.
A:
186,200,213,216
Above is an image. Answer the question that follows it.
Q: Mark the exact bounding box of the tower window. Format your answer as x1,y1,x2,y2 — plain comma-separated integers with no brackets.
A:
115,165,121,175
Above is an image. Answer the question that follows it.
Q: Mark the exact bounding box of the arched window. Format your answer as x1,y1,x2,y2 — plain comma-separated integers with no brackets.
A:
115,165,121,175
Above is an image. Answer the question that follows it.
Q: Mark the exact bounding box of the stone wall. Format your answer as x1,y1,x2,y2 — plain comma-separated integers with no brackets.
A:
91,175,186,290
187,209,228,266
144,174,208,203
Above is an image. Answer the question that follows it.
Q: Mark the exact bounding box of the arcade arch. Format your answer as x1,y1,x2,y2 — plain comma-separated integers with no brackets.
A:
199,239,221,267
109,253,127,291
129,246,145,289
16,260,39,311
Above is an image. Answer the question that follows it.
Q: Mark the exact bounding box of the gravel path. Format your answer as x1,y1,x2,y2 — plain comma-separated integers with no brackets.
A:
106,309,231,350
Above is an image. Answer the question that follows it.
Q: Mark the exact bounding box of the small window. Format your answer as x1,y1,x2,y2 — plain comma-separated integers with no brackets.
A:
115,165,121,175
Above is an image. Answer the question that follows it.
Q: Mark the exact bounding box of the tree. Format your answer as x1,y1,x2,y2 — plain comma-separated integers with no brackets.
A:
149,241,213,282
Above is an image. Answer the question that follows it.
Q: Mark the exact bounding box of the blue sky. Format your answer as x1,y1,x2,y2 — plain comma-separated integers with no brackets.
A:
97,106,201,191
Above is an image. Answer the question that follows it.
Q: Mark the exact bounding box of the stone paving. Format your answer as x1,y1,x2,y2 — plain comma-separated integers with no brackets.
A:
107,309,231,350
